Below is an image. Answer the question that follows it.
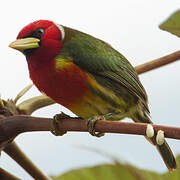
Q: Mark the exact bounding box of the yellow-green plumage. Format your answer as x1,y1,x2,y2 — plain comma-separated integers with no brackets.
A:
55,26,176,170
56,27,148,119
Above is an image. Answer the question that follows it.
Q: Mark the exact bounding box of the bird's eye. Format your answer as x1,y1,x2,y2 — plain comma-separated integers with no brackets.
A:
31,28,45,39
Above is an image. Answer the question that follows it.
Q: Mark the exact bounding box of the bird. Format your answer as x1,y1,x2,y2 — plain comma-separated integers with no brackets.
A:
9,20,176,170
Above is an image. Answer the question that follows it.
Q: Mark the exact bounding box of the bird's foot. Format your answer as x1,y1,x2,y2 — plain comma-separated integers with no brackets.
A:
86,115,105,137
51,112,70,136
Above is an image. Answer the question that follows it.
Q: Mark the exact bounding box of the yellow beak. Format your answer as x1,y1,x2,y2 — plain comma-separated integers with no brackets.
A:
9,37,40,51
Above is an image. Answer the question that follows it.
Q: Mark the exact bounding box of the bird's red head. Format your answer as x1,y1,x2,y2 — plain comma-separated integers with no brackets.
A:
10,20,65,59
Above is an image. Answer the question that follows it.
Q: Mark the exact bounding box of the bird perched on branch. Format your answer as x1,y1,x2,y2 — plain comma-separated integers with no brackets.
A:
9,20,176,170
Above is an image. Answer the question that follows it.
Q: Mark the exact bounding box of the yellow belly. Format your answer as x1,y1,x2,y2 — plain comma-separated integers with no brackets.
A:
68,74,128,119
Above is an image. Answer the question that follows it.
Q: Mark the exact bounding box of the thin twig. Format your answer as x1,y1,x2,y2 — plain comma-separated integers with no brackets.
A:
14,84,33,104
135,50,180,74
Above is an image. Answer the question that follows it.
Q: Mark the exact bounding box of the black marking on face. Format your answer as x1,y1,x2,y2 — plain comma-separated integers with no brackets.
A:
23,28,45,56
24,27,45,39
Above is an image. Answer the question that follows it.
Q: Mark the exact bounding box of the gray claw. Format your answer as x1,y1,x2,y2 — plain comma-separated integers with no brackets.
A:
50,113,68,136
86,116,105,137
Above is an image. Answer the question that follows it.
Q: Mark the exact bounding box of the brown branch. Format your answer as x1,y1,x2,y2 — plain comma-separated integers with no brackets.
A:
0,108,51,180
0,115,180,144
135,50,180,74
0,168,20,180
4,142,50,180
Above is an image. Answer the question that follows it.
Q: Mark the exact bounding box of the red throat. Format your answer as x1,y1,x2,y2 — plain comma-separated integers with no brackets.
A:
27,57,89,107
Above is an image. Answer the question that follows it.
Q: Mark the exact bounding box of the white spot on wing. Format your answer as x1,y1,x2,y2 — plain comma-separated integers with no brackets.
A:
56,24,65,41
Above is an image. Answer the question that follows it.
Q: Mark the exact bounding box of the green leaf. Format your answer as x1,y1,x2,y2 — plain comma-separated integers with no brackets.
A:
51,156,180,180
51,164,162,180
159,10,180,37
51,164,144,180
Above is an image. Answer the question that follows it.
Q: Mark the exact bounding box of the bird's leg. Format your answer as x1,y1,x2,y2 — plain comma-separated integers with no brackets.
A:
86,112,121,137
51,112,71,136
86,116,105,137
86,113,116,137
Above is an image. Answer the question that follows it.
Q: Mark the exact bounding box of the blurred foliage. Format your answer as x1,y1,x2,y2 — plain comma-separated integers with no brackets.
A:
51,155,180,180
160,10,180,37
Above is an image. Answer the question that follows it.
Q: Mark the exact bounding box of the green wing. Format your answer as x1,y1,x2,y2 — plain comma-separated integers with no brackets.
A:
62,27,149,111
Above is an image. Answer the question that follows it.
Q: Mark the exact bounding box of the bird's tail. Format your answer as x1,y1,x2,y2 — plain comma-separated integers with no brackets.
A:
132,110,177,171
